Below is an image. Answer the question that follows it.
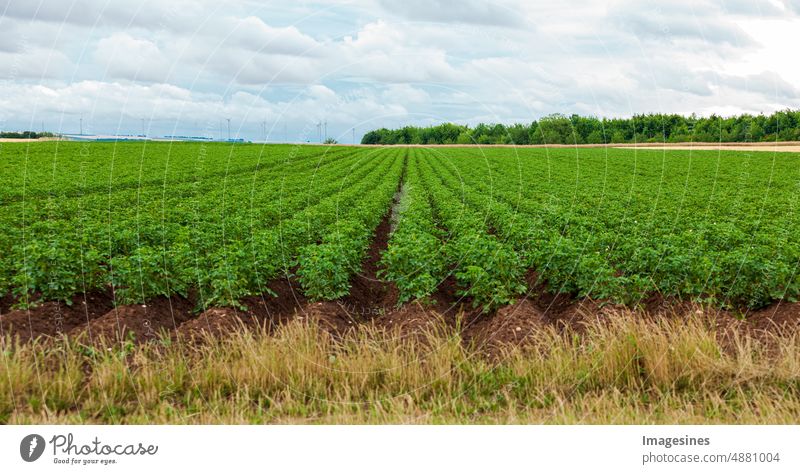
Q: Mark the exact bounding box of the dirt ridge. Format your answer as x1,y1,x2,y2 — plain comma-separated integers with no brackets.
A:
3,252,800,349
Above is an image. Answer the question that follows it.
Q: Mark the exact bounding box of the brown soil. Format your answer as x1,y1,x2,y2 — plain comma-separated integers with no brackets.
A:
638,293,699,318
0,137,62,143
173,277,308,341
615,141,800,148
173,307,252,341
300,301,362,335
428,275,473,315
522,271,609,329
341,211,398,311
743,300,800,335
0,290,115,342
240,278,309,328
615,144,800,152
463,299,547,355
373,302,452,341
6,282,800,354
0,293,15,315
69,296,194,345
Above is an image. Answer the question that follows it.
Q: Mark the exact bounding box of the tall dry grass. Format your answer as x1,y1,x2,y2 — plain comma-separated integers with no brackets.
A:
2,312,799,424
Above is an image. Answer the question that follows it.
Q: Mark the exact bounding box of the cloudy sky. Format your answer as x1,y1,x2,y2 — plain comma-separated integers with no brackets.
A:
1,0,799,142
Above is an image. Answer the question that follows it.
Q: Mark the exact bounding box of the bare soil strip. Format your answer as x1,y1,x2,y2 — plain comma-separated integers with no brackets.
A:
614,144,800,152
3,273,799,355
340,142,800,152
4,139,797,151
69,296,195,344
0,137,63,142
0,290,115,341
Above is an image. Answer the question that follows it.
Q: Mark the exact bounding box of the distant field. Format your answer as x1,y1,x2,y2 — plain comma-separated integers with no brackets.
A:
364,142,800,152
614,143,800,152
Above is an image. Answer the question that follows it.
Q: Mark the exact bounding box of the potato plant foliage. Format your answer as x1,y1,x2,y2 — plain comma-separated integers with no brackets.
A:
0,142,798,311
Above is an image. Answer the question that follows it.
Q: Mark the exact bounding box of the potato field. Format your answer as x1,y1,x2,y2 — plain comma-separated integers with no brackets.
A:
1,142,798,316
3,141,800,424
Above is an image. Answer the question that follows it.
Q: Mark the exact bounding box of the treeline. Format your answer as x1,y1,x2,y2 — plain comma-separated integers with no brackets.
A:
361,110,800,145
0,131,56,139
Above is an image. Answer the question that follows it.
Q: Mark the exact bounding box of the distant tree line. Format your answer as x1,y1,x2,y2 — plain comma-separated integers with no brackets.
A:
360,110,800,145
0,131,56,139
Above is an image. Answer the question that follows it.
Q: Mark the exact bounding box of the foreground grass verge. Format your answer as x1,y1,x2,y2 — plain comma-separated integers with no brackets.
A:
2,313,800,424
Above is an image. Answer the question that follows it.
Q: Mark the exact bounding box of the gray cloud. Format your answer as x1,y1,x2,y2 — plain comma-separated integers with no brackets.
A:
720,71,800,99
93,33,171,83
0,0,209,32
610,0,757,47
787,0,800,12
720,0,786,15
0,48,71,80
377,0,526,27
631,61,714,97
216,16,323,56
0,25,25,53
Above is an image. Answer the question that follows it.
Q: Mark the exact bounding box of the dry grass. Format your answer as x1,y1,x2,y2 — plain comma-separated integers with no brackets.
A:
2,313,800,424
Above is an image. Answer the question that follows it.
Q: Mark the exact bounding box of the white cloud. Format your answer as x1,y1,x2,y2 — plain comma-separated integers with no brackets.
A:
0,48,71,80
0,0,217,31
94,33,171,82
719,71,799,99
338,21,458,83
377,0,525,27
1,0,799,136
224,16,322,55
382,84,430,104
609,0,758,47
